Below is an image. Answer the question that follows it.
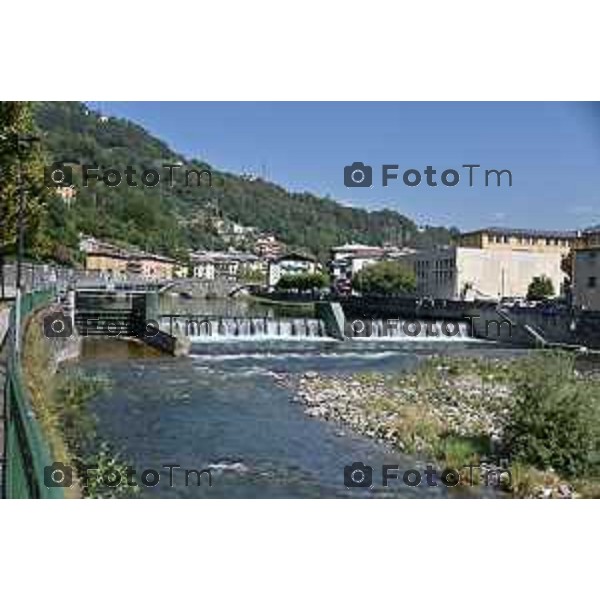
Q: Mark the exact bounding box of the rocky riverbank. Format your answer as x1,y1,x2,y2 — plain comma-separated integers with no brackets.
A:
282,356,589,498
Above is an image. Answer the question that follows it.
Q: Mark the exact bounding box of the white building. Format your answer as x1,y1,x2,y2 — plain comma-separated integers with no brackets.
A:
191,255,216,280
396,246,564,301
190,250,264,281
268,252,317,287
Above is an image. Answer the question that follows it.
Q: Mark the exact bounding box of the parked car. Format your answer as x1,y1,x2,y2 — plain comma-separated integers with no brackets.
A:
500,296,526,309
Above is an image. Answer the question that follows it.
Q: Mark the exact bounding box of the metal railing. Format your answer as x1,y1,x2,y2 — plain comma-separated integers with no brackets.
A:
3,289,64,498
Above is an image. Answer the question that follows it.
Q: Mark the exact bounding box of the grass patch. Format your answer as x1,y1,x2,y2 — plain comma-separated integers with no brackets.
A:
21,309,134,497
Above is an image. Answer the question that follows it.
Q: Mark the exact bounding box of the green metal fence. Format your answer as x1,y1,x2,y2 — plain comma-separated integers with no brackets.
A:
3,289,64,498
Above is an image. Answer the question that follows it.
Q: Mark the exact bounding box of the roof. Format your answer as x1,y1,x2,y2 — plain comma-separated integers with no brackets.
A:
274,252,316,263
190,251,260,264
583,225,600,234
461,227,578,239
332,243,383,252
86,240,176,263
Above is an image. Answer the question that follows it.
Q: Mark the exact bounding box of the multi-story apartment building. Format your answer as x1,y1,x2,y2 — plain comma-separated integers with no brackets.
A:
82,237,176,280
190,250,265,281
84,244,130,276
268,252,318,287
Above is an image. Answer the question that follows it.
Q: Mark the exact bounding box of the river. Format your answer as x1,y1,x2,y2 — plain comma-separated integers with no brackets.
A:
76,297,525,498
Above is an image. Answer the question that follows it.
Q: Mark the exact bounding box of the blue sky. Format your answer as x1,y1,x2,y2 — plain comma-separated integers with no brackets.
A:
88,102,600,232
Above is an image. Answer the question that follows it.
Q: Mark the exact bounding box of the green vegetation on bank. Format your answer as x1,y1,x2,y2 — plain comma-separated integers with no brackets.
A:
505,352,600,478
22,311,133,498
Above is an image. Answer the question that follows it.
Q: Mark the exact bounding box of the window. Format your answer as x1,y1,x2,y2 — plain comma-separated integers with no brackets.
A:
589,277,597,288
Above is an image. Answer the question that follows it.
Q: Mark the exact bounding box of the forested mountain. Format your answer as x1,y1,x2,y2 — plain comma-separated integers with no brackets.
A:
33,102,458,262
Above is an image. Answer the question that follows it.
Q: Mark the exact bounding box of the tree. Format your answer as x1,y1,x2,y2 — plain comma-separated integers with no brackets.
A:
0,101,53,260
238,264,266,285
275,272,329,292
352,260,416,296
527,275,555,301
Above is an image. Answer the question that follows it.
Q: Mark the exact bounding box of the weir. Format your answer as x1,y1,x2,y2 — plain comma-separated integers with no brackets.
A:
159,315,330,340
157,312,475,342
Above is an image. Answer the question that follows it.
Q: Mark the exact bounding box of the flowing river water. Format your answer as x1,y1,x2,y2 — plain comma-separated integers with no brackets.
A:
76,297,526,498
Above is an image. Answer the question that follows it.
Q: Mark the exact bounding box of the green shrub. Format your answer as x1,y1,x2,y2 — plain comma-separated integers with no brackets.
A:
352,260,416,296
504,352,600,477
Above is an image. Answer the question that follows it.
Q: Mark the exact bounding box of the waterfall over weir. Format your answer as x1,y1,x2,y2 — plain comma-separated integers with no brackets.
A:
158,316,475,342
160,316,330,341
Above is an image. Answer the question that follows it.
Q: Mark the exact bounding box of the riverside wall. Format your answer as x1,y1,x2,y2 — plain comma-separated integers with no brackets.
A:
32,305,82,367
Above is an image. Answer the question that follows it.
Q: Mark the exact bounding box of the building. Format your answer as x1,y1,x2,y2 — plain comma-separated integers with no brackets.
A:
572,249,599,310
268,252,317,287
212,219,257,245
574,225,600,250
459,227,575,256
85,244,130,276
330,243,416,291
397,246,565,301
254,235,285,259
81,237,176,280
189,250,264,281
572,226,600,310
127,252,175,280
56,185,77,207
173,263,189,279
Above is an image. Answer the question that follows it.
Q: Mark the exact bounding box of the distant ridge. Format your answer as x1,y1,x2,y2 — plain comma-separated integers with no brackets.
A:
34,102,458,262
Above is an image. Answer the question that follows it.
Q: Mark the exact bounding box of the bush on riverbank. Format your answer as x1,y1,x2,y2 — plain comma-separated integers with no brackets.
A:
504,352,600,478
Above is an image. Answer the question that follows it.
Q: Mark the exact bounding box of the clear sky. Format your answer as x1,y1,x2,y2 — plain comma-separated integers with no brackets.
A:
87,102,600,232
